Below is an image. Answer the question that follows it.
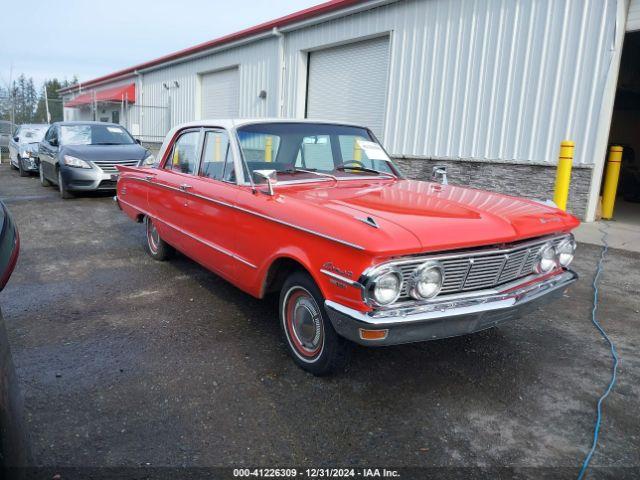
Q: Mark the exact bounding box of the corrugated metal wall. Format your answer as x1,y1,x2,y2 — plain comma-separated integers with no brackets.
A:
129,0,617,167
283,0,617,166
140,37,279,126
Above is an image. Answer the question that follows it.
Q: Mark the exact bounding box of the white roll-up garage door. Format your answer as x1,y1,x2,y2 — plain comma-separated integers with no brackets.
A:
200,68,239,119
629,0,640,31
306,36,390,140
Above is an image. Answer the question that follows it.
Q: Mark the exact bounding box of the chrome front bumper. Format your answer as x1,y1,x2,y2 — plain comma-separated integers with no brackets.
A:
325,270,578,346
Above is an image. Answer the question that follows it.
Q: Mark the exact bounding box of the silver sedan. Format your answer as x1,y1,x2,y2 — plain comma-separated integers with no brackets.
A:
9,124,49,177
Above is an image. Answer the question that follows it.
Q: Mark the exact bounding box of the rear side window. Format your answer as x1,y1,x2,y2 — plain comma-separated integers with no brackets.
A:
165,130,200,175
200,130,234,182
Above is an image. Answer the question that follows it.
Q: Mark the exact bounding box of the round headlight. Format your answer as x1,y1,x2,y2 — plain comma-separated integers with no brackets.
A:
368,268,402,306
556,236,576,267
410,261,444,300
536,243,557,274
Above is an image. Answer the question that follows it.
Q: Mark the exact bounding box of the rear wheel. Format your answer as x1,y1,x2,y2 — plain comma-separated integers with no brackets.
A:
279,271,350,375
18,157,28,177
145,216,173,261
39,163,51,186
58,170,73,199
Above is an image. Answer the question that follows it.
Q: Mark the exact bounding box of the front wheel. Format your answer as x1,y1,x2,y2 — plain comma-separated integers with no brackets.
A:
18,157,28,177
145,216,173,261
39,163,51,186
58,170,73,199
279,271,350,375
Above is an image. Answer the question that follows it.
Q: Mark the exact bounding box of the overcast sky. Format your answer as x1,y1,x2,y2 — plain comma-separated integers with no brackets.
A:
0,0,320,89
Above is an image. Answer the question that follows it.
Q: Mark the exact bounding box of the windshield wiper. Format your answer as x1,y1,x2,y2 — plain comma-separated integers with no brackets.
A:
93,142,124,145
335,164,397,179
278,167,338,182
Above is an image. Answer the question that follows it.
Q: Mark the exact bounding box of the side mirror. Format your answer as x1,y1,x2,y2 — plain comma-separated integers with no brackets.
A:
135,139,141,145
49,138,58,147
253,169,278,196
432,165,448,185
13,136,19,142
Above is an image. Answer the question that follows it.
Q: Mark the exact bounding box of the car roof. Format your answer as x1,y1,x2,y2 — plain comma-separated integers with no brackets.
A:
17,123,49,128
173,118,367,130
53,121,123,127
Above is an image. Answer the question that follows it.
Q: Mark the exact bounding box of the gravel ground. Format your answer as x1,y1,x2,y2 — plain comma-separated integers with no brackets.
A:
0,162,638,478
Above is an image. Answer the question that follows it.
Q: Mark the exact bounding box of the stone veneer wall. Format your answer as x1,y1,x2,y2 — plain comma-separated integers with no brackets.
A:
394,157,593,219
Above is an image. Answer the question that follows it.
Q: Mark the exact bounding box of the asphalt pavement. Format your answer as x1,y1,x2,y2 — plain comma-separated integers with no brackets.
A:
0,162,638,478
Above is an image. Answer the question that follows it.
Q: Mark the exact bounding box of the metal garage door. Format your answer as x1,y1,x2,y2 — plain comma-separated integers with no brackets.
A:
200,68,239,119
629,0,640,32
306,36,390,140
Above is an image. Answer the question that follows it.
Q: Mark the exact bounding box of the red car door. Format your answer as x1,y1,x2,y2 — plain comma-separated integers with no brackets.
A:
178,128,241,279
146,128,202,253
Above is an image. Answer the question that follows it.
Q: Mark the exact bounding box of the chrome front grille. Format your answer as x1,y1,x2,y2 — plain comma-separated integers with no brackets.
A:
92,159,139,173
397,236,566,300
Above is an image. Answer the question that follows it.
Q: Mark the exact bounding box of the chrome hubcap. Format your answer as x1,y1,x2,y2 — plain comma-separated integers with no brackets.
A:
293,299,321,349
147,219,160,252
285,288,323,357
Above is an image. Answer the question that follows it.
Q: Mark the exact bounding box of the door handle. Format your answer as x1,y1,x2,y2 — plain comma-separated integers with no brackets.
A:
145,175,155,181
179,183,192,191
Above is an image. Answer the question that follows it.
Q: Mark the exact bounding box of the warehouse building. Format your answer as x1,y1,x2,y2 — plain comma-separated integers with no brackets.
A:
60,0,640,222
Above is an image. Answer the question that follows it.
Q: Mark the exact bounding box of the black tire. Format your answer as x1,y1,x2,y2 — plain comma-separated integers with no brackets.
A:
39,163,51,186
18,157,28,177
58,170,73,199
145,216,173,261
279,271,350,375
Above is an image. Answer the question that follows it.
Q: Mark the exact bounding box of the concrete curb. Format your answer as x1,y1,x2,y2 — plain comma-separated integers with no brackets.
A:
0,308,31,470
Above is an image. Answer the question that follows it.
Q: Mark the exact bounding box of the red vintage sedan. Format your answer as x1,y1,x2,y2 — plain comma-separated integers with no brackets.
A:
116,120,579,375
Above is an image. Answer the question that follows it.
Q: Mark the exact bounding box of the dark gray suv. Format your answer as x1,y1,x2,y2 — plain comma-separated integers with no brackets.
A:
38,121,154,199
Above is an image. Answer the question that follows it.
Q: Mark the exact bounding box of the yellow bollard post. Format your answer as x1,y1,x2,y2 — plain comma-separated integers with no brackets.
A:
353,140,362,162
553,140,574,211
265,136,273,162
601,145,623,220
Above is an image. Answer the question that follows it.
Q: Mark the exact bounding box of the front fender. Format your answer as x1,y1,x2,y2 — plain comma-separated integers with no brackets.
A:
257,244,372,313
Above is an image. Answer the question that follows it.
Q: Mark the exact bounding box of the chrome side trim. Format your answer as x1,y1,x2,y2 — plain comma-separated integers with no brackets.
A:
153,216,258,269
117,196,257,269
118,197,151,217
320,269,364,289
128,175,365,250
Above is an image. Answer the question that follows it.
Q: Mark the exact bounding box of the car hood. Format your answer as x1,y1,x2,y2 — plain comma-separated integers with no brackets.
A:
279,179,580,254
62,144,148,161
20,142,40,153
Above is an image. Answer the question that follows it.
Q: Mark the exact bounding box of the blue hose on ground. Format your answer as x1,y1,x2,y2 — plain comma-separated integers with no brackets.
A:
577,222,619,480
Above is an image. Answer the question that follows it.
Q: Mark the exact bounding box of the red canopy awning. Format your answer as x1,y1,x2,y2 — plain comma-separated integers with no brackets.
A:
65,83,135,107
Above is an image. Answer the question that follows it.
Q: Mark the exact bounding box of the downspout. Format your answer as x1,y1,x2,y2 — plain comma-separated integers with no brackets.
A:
272,27,285,118
134,70,142,141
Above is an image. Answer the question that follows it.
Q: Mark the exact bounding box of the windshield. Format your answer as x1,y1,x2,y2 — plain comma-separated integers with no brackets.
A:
236,123,398,182
59,124,135,146
16,125,48,142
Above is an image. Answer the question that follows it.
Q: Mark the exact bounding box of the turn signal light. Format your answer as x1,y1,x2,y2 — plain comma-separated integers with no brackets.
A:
359,329,388,341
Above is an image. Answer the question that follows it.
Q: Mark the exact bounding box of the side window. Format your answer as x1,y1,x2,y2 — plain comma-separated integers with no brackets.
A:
294,135,334,171
165,130,200,175
200,130,233,182
48,127,59,145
